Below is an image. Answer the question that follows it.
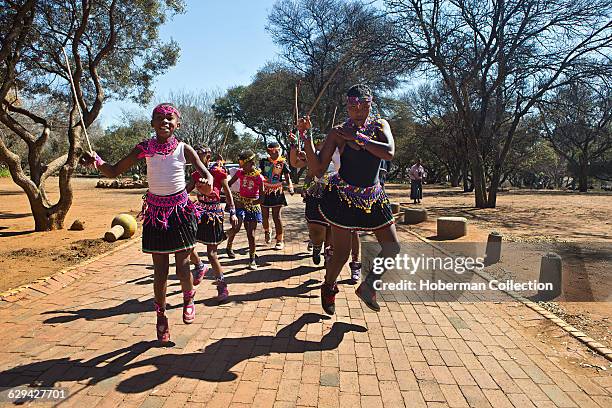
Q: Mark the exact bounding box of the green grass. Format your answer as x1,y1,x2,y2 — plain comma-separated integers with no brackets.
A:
0,167,10,178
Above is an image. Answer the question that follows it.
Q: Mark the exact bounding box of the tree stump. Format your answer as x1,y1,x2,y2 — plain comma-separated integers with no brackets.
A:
403,208,428,224
437,217,467,239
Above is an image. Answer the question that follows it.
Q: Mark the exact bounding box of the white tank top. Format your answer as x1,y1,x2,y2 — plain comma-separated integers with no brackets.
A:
331,148,341,173
229,167,241,192
146,142,187,195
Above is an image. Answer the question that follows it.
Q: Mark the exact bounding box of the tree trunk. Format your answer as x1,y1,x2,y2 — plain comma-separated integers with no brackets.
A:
578,160,589,192
470,153,489,208
29,195,67,230
487,165,502,208
450,174,460,187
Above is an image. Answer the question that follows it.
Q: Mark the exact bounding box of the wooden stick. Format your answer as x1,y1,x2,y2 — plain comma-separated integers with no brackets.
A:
62,48,93,154
294,83,299,125
331,106,338,127
307,43,357,117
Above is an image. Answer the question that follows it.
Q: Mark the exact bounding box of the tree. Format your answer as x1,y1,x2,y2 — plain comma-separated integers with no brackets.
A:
164,89,231,151
406,83,470,188
385,0,612,207
95,113,151,176
0,0,184,230
214,64,301,152
267,0,406,132
538,79,612,192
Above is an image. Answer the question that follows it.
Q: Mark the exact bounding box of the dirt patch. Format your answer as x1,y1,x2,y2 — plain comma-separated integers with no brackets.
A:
0,177,144,292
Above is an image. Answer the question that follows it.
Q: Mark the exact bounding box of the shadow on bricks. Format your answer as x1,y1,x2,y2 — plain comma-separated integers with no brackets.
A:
0,313,366,393
199,278,320,306
40,289,182,324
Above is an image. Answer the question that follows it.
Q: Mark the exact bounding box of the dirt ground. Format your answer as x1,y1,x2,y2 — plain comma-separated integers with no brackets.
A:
386,184,611,348
1,178,610,349
0,177,146,292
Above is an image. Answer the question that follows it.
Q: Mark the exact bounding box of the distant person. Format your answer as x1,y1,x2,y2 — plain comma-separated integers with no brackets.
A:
409,158,426,204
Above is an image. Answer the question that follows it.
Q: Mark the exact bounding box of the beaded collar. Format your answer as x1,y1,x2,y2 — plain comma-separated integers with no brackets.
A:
137,136,179,159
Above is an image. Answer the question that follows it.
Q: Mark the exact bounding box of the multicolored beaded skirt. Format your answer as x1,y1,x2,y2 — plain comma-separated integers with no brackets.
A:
196,201,226,245
318,174,394,231
141,191,198,254
236,197,263,223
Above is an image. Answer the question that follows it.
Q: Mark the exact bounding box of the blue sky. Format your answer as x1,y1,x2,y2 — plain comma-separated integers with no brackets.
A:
99,0,281,129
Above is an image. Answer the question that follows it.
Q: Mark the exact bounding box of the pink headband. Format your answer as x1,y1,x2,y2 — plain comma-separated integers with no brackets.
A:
347,96,373,104
153,104,181,118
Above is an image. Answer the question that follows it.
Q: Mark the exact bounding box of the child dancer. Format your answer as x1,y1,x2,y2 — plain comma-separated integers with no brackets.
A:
186,146,239,303
259,142,293,249
81,103,213,343
226,151,265,269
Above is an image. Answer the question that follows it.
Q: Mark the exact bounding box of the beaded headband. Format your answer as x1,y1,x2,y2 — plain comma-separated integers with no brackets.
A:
239,154,256,166
347,96,373,105
153,104,181,118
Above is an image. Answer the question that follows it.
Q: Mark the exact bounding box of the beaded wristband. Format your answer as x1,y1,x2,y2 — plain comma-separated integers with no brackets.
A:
354,132,371,146
299,129,311,142
93,152,106,169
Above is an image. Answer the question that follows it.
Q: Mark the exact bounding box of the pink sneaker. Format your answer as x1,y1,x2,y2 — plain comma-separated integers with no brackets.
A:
193,263,209,286
154,302,170,343
216,280,229,303
183,289,196,324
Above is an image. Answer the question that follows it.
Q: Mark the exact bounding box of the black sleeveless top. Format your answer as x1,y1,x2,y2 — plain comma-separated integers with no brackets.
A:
338,144,382,187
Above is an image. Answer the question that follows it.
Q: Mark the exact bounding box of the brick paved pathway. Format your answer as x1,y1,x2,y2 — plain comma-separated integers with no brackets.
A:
0,196,610,407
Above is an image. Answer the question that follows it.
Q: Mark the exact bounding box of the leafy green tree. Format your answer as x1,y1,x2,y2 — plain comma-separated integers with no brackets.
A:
385,0,612,207
0,0,184,230
538,79,612,191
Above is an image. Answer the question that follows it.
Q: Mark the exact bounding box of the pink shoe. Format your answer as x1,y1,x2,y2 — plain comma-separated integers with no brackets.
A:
216,280,229,303
183,289,196,324
154,302,170,343
193,263,209,286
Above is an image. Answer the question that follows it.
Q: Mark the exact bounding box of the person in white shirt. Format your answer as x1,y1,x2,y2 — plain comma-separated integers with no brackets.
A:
409,158,426,204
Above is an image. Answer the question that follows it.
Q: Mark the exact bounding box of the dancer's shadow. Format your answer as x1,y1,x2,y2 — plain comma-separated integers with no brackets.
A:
224,265,319,285
41,290,182,324
220,252,309,268
1,314,367,393
200,278,320,306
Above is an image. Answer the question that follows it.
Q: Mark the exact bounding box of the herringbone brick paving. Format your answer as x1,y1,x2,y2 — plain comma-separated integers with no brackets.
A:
0,196,610,407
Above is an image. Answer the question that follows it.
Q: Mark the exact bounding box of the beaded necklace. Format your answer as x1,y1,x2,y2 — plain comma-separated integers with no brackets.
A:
137,136,179,159
343,116,381,144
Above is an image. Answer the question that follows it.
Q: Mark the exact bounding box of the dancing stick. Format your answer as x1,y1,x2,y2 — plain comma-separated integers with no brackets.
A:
331,106,338,128
306,43,357,117
294,82,299,125
62,48,93,153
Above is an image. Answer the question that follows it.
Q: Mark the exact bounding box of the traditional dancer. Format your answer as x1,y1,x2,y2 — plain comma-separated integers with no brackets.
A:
299,84,400,314
291,135,362,283
260,142,294,249
227,151,265,269
81,103,213,343
186,146,239,303
289,133,333,265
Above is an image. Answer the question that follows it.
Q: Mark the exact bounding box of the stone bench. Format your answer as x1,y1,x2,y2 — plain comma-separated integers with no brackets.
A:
437,216,468,239
403,208,428,224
